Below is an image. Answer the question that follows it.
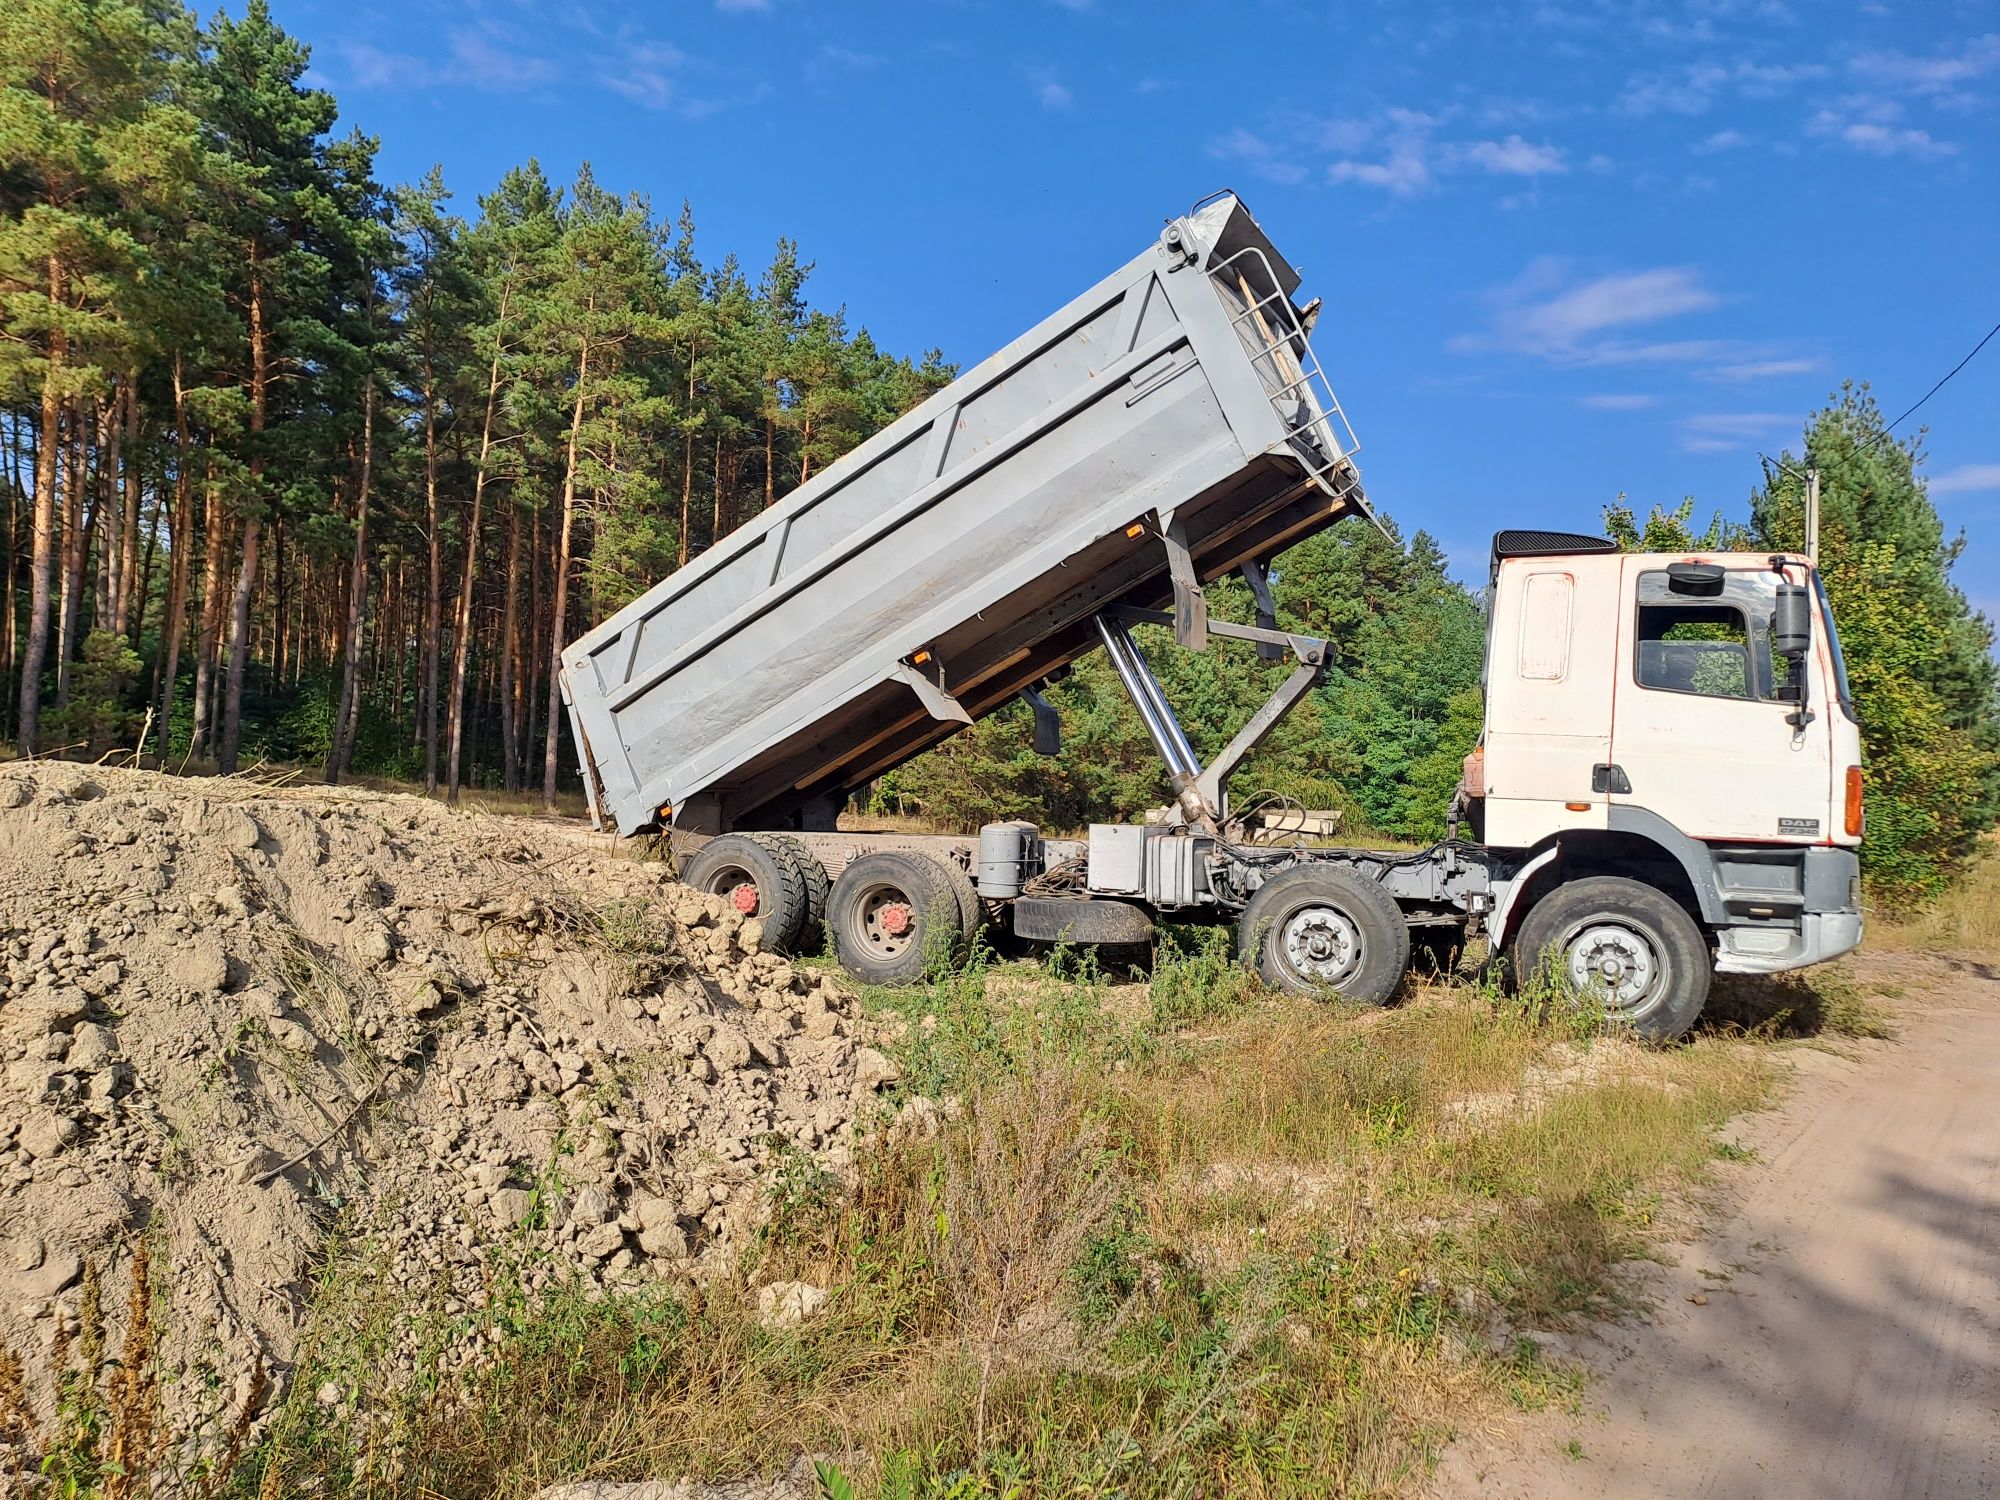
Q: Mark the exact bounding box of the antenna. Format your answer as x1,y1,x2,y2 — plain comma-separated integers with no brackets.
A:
1805,468,1820,565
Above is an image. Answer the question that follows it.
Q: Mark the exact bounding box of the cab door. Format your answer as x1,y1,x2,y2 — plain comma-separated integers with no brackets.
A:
1608,559,1833,843
1480,557,1621,847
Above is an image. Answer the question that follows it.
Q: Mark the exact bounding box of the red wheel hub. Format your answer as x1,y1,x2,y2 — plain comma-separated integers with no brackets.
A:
730,882,760,915
880,902,913,936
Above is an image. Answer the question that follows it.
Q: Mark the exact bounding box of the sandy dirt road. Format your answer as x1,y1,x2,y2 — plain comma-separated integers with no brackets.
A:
1432,955,2000,1500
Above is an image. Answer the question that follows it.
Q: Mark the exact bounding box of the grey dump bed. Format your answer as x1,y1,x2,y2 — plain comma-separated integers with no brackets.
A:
561,193,1370,836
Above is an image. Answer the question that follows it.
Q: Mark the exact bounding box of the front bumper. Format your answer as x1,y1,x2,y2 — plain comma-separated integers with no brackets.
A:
1714,909,1864,975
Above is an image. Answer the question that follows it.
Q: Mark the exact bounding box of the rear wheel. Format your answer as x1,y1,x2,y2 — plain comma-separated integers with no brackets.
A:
681,834,811,953
1237,865,1410,1007
1510,876,1711,1041
828,851,958,986
931,856,985,956
748,833,830,953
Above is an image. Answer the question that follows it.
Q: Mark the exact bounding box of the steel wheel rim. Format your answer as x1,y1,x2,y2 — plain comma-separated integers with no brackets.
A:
695,861,759,915
853,882,918,960
1281,903,1362,987
1561,919,1665,1019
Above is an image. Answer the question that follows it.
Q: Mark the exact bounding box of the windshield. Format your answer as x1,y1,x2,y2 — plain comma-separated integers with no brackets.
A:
1813,569,1858,722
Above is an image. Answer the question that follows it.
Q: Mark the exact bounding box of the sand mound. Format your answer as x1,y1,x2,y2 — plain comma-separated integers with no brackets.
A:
0,762,892,1482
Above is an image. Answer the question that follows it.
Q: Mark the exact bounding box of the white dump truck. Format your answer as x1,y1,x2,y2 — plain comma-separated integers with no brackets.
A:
559,193,1863,1040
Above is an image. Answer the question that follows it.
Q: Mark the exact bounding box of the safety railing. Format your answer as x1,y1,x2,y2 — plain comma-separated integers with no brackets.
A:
1204,242,1363,504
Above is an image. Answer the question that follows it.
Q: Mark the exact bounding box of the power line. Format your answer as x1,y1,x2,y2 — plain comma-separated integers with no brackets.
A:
1865,317,2000,452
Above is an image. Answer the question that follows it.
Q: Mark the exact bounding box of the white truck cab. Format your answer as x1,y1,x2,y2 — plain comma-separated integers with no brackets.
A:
1474,530,1864,1030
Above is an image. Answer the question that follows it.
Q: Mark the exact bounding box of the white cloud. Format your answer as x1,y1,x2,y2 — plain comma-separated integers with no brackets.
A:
1697,128,1749,152
337,42,434,91
1618,59,1824,116
604,40,689,109
1678,412,1792,454
1852,33,2000,96
1703,357,1823,381
715,0,770,12
1929,463,2000,495
1323,107,1444,197
1457,135,1568,176
1246,108,1567,198
1035,74,1073,110
1450,259,1824,380
1580,394,1657,410
1506,264,1720,350
1328,144,1433,196
1207,128,1308,186
1829,118,1955,158
807,44,881,82
451,29,563,92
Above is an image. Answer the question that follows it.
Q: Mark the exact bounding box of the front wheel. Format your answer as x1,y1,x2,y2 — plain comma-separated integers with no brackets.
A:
827,851,961,987
680,834,811,952
1510,876,1711,1042
1237,865,1410,1007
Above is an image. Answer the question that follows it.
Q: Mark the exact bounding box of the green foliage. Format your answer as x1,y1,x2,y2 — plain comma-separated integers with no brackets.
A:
42,629,142,754
1603,495,1742,552
881,516,1487,840
1603,389,2000,907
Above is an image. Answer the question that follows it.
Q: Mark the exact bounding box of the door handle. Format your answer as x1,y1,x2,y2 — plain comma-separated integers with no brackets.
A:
1592,763,1631,795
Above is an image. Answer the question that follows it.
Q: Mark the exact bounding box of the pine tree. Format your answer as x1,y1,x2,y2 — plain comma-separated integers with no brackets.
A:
0,0,188,753
1750,386,2000,903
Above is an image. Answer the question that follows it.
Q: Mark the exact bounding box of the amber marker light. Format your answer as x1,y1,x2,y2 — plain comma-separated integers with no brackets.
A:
1845,766,1864,837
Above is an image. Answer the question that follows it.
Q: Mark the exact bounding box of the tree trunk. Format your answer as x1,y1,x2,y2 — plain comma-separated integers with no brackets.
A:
136,476,161,646
54,401,88,709
499,496,523,792
542,335,591,809
271,513,288,685
330,382,375,783
678,347,697,566
188,479,227,760
219,242,268,775
95,392,119,630
2,418,19,740
116,383,142,639
764,407,775,510
152,360,197,766
16,296,64,756
712,429,725,547
421,360,441,794
447,289,511,802
218,514,260,773
525,494,543,781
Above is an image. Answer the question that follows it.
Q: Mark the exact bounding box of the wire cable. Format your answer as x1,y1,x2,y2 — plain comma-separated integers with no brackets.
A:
1866,317,2000,452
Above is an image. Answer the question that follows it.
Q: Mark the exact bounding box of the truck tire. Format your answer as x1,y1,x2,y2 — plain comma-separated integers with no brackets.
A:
1238,865,1410,1007
1510,876,1711,1042
928,855,984,956
745,833,830,953
828,851,957,987
681,834,811,954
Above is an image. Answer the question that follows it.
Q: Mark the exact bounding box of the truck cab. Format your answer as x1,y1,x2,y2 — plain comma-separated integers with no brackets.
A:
1475,529,1864,1029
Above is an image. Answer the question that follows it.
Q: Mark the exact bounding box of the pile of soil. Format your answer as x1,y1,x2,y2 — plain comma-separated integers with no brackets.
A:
0,762,895,1479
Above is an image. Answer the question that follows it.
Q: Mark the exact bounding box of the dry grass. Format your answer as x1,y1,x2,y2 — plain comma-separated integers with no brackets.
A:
210,948,1780,1500
1873,842,2000,960
6,1247,168,1495
63,930,1794,1498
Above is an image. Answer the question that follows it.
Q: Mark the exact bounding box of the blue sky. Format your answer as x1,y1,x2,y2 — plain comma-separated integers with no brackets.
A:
295,0,2000,614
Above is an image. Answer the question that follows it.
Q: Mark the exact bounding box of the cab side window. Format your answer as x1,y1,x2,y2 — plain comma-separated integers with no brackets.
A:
1635,604,1759,700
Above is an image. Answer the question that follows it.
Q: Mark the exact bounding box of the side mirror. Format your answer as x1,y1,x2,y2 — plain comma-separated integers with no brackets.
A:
1773,583,1812,657
1774,583,1814,728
